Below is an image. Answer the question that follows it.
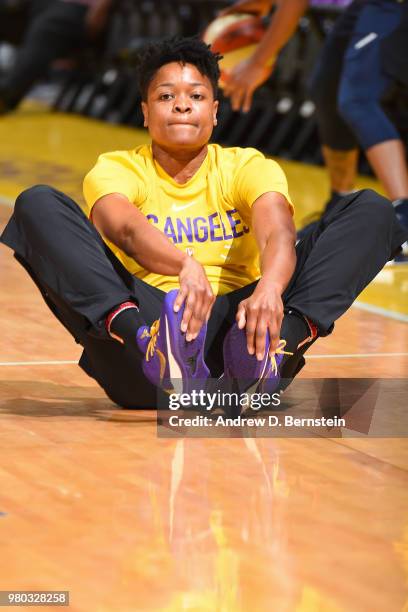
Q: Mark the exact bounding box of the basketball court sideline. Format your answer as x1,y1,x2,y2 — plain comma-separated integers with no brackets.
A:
0,103,407,611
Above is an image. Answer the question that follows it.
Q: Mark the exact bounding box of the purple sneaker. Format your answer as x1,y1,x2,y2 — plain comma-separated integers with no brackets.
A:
223,323,291,394
136,289,210,393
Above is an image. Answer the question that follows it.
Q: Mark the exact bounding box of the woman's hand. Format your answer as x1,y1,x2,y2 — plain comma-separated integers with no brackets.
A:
236,280,284,360
175,256,215,341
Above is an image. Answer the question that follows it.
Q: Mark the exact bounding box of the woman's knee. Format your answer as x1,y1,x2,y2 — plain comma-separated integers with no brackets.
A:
351,189,394,224
337,89,363,132
14,184,59,223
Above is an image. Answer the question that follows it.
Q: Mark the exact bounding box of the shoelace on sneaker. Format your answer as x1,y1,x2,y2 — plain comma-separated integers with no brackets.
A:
146,319,160,361
241,339,294,408
269,339,293,375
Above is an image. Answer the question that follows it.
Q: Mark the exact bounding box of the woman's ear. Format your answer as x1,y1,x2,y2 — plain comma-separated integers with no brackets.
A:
213,99,219,125
141,101,148,127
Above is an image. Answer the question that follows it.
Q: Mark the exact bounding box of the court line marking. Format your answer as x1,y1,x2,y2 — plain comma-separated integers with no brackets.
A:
353,300,408,323
0,360,78,366
0,353,407,367
307,352,408,359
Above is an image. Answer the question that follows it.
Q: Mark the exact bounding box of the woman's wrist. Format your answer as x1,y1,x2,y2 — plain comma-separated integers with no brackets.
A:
257,276,286,294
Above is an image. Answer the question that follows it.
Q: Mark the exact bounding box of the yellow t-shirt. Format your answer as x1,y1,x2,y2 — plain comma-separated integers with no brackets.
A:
82,143,293,295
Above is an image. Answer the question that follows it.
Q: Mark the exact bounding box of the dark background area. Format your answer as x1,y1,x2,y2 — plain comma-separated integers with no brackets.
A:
3,0,407,174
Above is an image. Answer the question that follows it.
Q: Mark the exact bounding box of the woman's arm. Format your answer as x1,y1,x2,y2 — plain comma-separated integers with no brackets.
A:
92,192,187,275
223,0,309,112
236,191,296,359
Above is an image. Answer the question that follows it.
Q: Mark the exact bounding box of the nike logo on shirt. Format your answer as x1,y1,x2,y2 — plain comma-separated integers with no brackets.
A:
171,202,197,212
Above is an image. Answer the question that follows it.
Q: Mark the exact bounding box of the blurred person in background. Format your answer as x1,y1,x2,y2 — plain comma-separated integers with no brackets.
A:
0,0,113,113
221,0,408,244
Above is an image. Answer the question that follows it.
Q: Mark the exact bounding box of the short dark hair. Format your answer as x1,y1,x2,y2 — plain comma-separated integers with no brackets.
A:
136,36,222,100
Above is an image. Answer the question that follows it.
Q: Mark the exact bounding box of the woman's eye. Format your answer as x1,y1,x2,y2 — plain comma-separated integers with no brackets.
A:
160,93,173,100
191,94,204,100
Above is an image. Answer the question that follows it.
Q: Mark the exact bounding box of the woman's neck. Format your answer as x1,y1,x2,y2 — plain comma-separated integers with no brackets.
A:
152,143,208,184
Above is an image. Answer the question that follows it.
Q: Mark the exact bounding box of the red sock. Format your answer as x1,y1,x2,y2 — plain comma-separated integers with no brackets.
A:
106,301,141,344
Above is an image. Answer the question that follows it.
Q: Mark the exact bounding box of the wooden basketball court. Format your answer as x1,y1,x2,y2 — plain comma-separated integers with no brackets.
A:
0,103,407,611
